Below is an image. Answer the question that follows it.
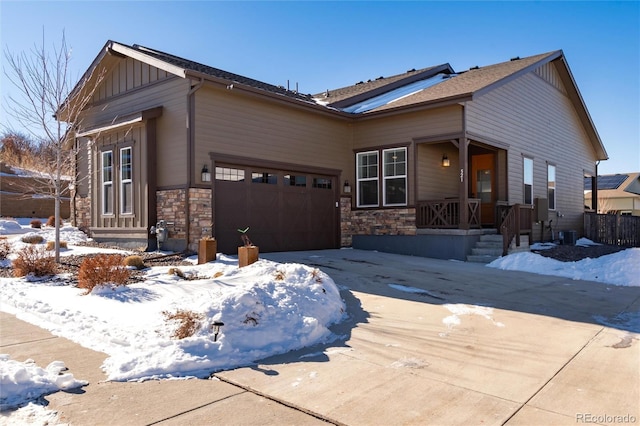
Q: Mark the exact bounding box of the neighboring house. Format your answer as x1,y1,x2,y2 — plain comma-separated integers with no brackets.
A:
0,162,71,219
585,173,640,216
61,41,608,259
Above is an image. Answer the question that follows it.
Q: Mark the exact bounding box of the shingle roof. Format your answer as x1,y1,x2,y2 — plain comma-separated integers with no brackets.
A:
127,43,316,103
313,64,453,107
366,51,561,113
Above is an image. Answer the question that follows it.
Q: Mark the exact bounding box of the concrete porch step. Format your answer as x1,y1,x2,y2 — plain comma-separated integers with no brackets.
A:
467,254,500,263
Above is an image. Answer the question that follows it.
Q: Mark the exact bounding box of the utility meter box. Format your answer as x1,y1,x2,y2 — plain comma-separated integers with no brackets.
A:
534,198,549,222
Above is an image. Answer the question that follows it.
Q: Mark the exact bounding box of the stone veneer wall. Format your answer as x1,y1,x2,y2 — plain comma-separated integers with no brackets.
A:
340,196,417,247
156,189,187,241
72,195,91,233
188,188,213,252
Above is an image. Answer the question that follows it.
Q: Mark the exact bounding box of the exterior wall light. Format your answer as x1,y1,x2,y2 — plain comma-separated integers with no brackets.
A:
201,165,211,182
442,155,450,167
343,180,351,193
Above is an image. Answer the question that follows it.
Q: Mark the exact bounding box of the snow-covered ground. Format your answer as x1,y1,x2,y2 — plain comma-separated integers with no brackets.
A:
1,217,638,420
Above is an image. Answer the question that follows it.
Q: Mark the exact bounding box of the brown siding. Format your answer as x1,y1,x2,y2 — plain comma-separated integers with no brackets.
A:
417,143,459,200
193,85,352,184
90,125,149,231
83,70,189,188
352,106,462,150
466,64,598,238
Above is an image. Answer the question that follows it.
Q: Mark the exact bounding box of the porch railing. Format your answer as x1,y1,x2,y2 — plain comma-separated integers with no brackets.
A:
416,199,481,229
498,203,534,256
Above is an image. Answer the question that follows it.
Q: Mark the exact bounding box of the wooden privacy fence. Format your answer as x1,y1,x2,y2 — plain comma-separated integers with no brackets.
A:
584,212,640,247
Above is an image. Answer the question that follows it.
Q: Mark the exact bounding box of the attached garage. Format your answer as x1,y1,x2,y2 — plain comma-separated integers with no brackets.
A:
212,154,341,254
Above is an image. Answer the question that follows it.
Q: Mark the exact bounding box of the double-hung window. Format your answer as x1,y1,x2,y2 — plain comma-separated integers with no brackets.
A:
102,151,114,215
357,151,379,207
356,147,407,207
383,148,407,206
523,157,533,205
120,147,133,214
547,164,556,210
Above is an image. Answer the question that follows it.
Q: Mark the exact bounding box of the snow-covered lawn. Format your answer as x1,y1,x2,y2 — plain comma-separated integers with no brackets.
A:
1,218,638,417
0,219,346,413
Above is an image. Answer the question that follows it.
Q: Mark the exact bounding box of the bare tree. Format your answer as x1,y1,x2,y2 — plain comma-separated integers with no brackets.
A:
3,30,104,262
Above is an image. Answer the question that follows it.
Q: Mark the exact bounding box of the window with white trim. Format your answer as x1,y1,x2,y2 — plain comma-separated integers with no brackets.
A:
356,151,379,207
120,147,133,214
102,151,113,215
547,164,556,210
523,157,533,205
356,147,408,208
383,148,407,206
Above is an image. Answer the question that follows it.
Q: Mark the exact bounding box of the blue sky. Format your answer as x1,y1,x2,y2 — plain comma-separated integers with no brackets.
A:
1,1,638,174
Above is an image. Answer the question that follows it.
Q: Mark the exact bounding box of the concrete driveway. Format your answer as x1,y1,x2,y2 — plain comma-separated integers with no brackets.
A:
2,249,639,425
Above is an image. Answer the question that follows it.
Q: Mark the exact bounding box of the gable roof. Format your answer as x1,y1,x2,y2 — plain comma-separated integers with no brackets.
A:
68,42,607,160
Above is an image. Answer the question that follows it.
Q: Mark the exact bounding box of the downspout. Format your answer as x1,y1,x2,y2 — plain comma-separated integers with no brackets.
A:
459,102,470,229
592,161,599,212
185,78,205,251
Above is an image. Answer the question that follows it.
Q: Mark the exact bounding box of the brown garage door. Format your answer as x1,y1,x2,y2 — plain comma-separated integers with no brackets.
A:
214,162,339,254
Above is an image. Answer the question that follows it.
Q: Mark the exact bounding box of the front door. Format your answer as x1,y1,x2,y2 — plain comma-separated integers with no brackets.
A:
471,154,495,226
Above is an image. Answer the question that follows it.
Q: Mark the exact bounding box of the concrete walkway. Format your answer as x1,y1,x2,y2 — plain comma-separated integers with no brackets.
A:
1,249,639,425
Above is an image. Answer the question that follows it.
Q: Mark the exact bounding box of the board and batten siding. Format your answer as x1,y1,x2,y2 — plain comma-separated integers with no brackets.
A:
82,59,190,188
466,61,598,235
90,124,149,232
193,85,352,178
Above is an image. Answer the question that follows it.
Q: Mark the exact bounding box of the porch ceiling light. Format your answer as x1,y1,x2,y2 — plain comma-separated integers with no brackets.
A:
442,154,450,167
202,165,211,182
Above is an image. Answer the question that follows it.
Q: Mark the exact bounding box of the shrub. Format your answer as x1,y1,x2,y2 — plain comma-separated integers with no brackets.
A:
45,241,67,251
21,234,44,244
78,254,130,294
30,220,42,229
12,245,57,277
0,238,11,260
46,216,63,227
162,310,203,339
168,267,185,279
123,255,145,270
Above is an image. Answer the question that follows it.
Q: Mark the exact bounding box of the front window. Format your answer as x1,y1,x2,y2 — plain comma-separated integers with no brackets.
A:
120,147,133,214
547,164,556,210
383,148,407,206
523,157,533,205
102,151,113,215
356,151,379,207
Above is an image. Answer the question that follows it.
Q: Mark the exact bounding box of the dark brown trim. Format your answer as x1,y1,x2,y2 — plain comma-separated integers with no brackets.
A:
157,184,189,191
352,141,412,154
146,118,158,233
208,152,341,177
413,132,464,145
465,131,510,150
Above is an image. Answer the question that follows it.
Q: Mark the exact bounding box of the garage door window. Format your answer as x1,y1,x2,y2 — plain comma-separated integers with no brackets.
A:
252,172,277,184
285,174,307,187
313,177,332,189
216,167,245,182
